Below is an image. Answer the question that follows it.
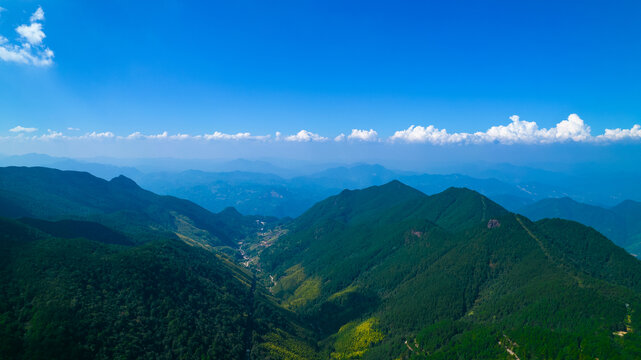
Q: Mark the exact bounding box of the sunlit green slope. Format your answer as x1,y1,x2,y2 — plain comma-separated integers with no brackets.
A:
260,181,641,359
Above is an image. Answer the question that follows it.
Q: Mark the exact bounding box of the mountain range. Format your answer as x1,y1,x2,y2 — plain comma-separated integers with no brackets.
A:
259,181,641,358
0,166,274,249
133,165,547,217
1,166,641,359
5,154,641,218
519,197,641,255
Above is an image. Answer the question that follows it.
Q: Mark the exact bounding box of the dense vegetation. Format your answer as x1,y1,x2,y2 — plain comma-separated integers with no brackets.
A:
260,181,641,359
0,166,275,248
0,217,316,359
3,166,641,359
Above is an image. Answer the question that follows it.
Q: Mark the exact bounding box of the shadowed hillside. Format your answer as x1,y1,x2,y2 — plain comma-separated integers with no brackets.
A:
0,217,318,360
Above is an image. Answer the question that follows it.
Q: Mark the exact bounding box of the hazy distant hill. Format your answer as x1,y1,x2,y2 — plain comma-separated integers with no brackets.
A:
0,166,271,248
520,197,641,254
136,170,333,218
136,164,545,217
5,154,641,209
0,153,142,180
259,181,641,359
612,200,641,253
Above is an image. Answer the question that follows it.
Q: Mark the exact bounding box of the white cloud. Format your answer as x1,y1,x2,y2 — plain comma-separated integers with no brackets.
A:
390,114,597,145
9,125,38,133
0,44,53,66
390,125,461,144
480,114,591,144
479,115,543,144
203,131,270,141
147,131,169,139
16,23,45,45
598,124,641,142
124,132,144,140
122,131,192,140
3,115,641,145
172,133,191,140
284,130,328,142
117,131,269,141
348,129,378,142
37,130,64,140
0,7,6,15
205,131,250,140
30,7,45,22
0,6,54,66
546,113,591,142
82,131,115,139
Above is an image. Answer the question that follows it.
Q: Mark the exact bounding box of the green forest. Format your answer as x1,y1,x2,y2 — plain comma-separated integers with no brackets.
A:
2,168,641,359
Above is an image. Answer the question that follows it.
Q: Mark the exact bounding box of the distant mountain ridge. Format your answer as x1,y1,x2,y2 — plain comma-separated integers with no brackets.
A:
520,197,641,254
4,154,641,213
133,164,548,217
0,166,271,248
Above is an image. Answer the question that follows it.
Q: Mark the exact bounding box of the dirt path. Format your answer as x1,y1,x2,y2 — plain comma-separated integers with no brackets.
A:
499,337,521,360
503,345,520,360
516,215,588,287
404,340,414,352
481,196,488,220
515,215,552,261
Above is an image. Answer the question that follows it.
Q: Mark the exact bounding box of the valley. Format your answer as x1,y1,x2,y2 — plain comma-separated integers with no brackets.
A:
2,166,641,359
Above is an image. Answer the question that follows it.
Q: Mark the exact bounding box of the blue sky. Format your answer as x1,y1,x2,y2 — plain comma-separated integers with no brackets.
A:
1,0,640,161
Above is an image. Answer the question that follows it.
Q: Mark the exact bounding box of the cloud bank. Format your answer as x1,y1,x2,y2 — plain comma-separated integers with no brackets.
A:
0,6,54,66
9,125,38,133
390,114,595,144
3,114,641,145
284,130,327,142
348,129,379,142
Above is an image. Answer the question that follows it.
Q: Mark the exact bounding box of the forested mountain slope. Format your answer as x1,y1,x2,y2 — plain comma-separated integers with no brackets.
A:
0,166,272,248
0,217,317,360
259,181,641,359
3,166,641,359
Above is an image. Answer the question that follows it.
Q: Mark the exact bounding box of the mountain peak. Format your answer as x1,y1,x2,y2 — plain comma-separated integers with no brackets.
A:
359,180,427,200
439,186,499,204
294,180,426,228
441,186,481,195
421,186,509,231
381,179,407,188
109,175,141,189
219,206,242,218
